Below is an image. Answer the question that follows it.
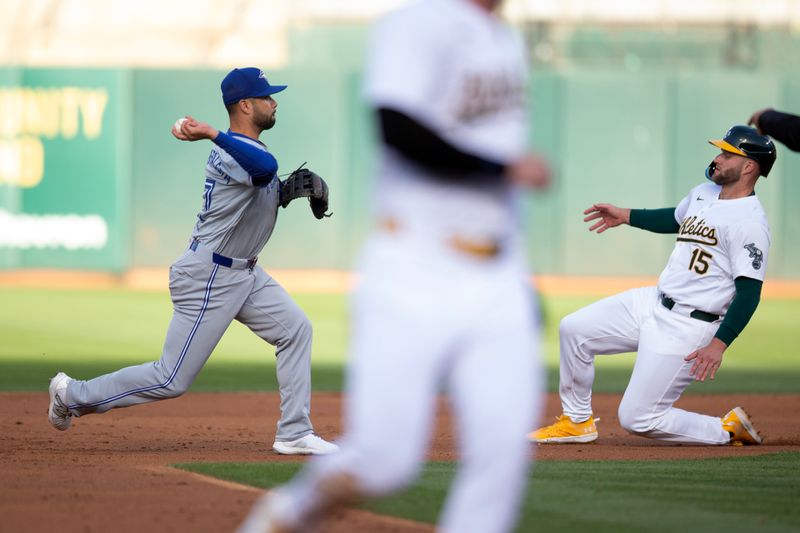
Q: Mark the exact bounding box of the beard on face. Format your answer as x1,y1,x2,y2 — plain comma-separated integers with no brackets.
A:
711,165,740,186
256,112,276,131
251,103,276,131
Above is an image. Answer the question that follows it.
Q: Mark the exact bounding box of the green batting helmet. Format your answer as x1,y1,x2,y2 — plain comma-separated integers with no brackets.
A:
708,125,777,177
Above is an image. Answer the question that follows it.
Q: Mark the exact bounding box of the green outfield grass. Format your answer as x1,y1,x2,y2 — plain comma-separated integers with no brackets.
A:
1,287,798,393
177,452,800,533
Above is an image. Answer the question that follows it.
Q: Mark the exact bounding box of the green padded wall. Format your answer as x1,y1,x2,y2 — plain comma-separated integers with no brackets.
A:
3,26,800,278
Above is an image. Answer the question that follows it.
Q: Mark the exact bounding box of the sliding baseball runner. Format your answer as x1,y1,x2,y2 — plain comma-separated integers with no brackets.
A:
531,125,775,446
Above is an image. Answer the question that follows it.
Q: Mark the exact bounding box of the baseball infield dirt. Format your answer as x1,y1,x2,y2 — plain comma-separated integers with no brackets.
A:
2,392,798,533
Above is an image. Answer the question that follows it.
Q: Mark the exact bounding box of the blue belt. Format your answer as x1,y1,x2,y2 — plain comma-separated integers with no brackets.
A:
189,239,257,270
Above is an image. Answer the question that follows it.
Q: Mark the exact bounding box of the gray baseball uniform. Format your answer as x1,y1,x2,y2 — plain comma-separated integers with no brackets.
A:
65,130,315,442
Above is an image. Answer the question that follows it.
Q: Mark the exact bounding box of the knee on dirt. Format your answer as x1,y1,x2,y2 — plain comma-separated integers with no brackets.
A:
617,401,659,435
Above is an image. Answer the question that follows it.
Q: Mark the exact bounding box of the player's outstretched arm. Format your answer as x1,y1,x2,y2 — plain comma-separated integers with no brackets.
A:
171,116,219,141
171,116,277,183
583,203,630,233
748,108,800,152
747,108,771,134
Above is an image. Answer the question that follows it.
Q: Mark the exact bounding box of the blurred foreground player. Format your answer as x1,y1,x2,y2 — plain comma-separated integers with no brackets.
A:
236,0,552,531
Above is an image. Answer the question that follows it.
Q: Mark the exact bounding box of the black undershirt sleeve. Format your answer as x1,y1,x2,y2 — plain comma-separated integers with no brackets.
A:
714,276,762,346
629,208,680,234
377,108,505,182
759,110,800,152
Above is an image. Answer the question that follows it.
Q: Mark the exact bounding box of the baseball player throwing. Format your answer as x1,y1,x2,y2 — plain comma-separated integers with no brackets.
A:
47,67,338,456
530,125,776,446
236,0,551,531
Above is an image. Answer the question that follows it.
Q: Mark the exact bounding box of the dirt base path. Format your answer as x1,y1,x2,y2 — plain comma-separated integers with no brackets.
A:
2,392,798,533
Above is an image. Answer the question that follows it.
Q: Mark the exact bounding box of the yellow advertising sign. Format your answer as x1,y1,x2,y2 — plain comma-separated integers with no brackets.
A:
0,87,108,188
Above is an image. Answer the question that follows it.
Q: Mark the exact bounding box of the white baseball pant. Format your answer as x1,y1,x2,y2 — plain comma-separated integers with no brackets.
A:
282,230,544,532
559,286,730,444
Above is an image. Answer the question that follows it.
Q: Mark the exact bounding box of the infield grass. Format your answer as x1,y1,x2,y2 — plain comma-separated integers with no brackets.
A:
177,452,800,533
1,287,798,393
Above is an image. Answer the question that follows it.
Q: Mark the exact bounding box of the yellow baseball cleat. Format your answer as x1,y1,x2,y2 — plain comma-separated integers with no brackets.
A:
722,407,763,445
528,414,599,443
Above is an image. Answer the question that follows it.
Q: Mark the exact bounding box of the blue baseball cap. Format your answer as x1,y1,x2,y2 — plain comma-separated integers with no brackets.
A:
221,67,287,106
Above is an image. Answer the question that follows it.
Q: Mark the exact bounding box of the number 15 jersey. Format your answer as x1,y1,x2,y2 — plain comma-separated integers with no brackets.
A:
657,182,771,316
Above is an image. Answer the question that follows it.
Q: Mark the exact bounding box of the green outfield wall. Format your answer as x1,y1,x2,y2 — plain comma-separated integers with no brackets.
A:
2,27,799,277
0,68,131,271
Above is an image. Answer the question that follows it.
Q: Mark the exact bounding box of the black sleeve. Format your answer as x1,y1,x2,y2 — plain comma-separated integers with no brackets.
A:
629,208,680,234
377,108,505,181
759,110,800,152
714,276,762,346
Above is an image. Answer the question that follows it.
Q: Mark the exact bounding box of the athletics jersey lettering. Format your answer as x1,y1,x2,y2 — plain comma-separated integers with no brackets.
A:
363,0,529,242
658,182,770,316
457,72,525,123
676,216,718,246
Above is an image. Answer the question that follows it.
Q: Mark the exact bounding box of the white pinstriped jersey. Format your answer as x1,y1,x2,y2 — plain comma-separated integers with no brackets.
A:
364,0,530,244
657,182,770,315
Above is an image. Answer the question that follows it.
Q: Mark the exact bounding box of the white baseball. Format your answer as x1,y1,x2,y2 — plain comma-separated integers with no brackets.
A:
174,117,187,132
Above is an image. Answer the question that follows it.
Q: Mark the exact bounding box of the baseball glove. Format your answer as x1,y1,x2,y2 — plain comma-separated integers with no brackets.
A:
279,167,331,219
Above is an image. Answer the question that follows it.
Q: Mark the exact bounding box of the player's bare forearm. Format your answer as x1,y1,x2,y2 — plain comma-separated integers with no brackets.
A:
684,337,727,382
583,204,631,233
171,115,219,142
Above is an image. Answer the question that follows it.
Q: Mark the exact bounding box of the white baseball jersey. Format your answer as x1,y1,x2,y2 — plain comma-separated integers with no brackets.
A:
247,3,545,533
557,182,771,446
364,0,530,244
657,182,770,315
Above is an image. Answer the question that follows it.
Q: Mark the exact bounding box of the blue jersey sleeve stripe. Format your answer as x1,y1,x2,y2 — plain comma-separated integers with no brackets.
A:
212,131,278,185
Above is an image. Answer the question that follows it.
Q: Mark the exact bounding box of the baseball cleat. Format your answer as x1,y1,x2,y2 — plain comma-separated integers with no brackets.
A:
722,407,763,445
47,372,73,431
235,491,294,533
528,414,599,443
272,433,339,455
